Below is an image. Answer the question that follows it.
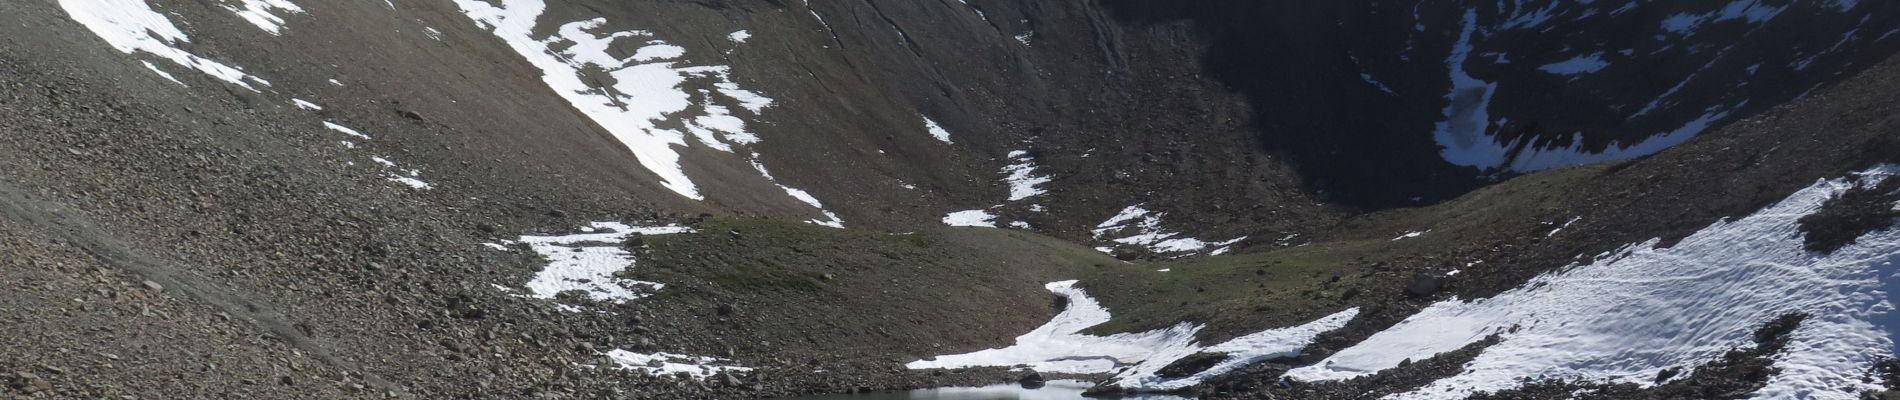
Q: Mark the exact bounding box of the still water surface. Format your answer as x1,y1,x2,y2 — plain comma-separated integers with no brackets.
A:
771,380,1192,400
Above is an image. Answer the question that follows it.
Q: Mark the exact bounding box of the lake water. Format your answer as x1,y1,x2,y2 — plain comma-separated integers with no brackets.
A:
771,380,1193,400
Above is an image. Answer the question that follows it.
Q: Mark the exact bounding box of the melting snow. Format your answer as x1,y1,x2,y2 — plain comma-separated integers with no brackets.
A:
953,0,992,24
455,0,776,200
1002,150,1051,201
59,0,270,92
1546,216,1582,237
727,30,751,43
1433,10,1506,171
501,222,694,305
1432,8,1745,173
1538,53,1611,75
221,0,304,35
908,281,1359,391
938,149,1053,228
942,210,998,228
292,98,322,110
1287,165,1900,400
1361,72,1399,96
601,350,751,379
1392,230,1430,241
322,122,372,139
1661,0,1788,35
370,156,432,189
748,155,844,228
922,116,953,144
139,61,184,86
1092,205,1245,255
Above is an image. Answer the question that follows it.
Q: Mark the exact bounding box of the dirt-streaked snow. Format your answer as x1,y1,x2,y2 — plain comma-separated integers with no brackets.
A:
909,281,1358,391
1288,165,1900,400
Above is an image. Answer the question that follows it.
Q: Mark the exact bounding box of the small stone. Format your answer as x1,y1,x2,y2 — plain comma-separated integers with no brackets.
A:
141,280,163,291
716,303,736,316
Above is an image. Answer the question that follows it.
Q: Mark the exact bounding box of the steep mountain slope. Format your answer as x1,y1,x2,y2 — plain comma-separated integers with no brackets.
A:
5,0,1900,399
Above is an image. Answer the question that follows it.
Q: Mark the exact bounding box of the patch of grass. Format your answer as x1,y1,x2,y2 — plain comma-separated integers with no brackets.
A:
710,268,828,292
1079,239,1386,339
634,217,1131,298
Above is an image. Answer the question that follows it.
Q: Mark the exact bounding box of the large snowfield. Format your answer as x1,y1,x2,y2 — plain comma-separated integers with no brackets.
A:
1289,165,1900,399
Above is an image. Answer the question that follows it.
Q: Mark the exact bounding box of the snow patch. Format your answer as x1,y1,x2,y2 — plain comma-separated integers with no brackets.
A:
942,209,998,228
748,155,844,228
1092,205,1245,256
1288,166,1900,400
506,222,694,305
908,281,1359,391
1539,53,1611,75
369,156,432,190
322,122,372,139
292,98,322,110
139,61,184,86
454,0,777,201
727,30,751,43
221,0,304,35
1433,10,1506,170
59,0,269,92
1002,150,1051,201
601,350,751,379
922,116,953,144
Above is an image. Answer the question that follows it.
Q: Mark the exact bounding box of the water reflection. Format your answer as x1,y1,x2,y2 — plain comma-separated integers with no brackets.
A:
772,380,1193,400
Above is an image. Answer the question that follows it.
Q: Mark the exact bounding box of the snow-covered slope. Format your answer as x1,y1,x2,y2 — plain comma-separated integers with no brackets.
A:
1288,165,1900,399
